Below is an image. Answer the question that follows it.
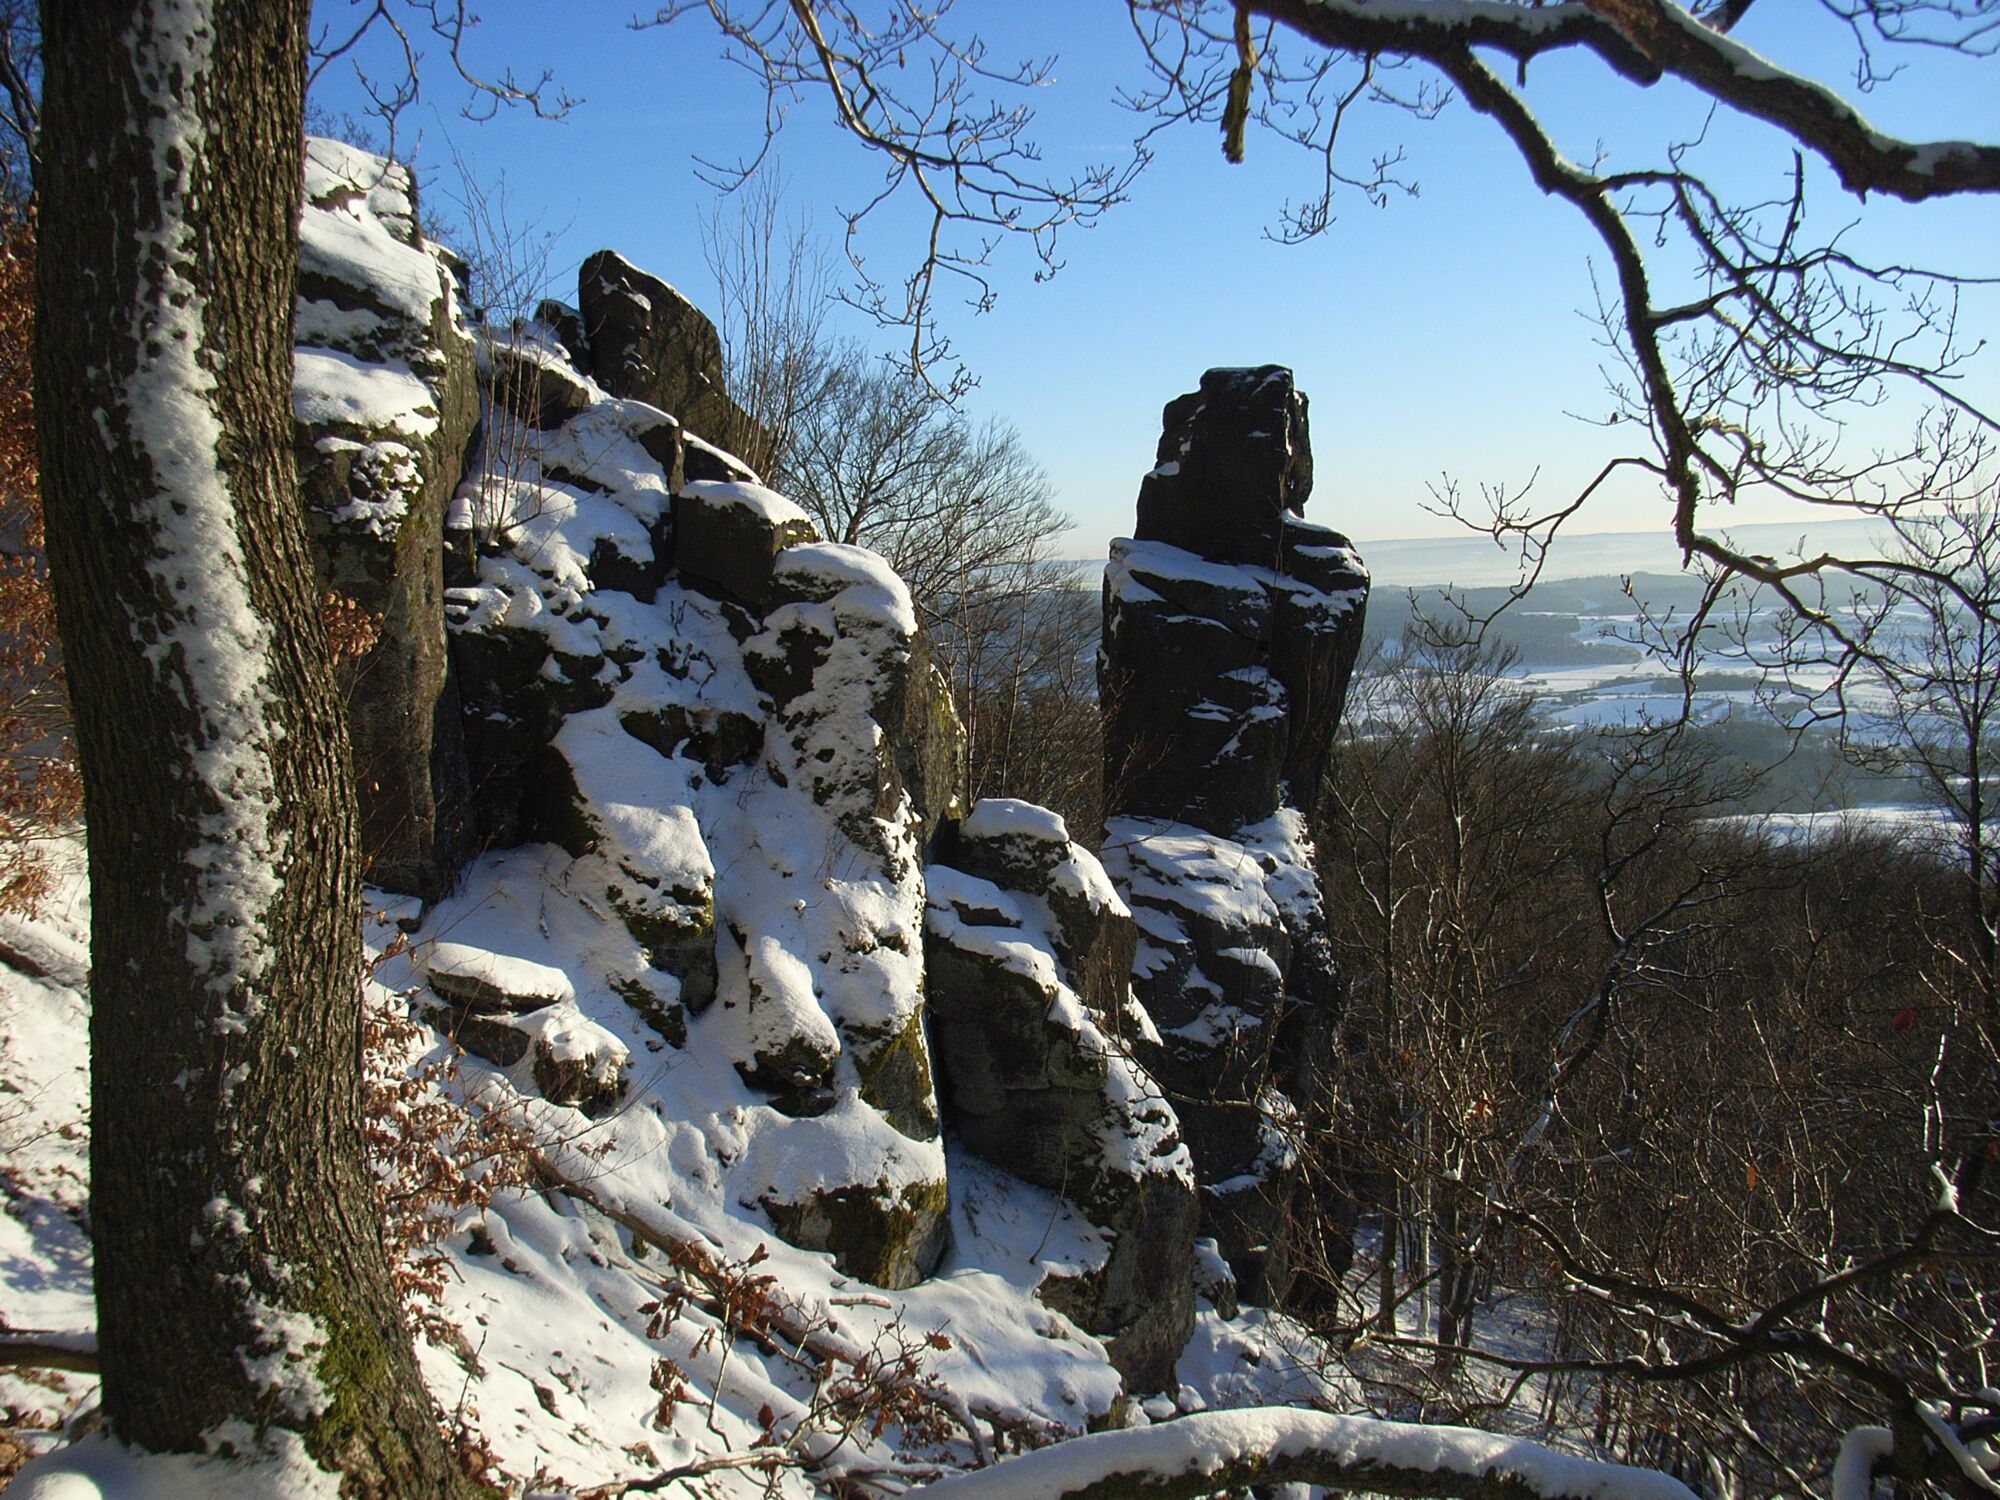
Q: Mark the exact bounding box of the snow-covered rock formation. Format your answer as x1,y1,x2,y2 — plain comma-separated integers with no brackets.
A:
442,361,956,1290
0,147,1380,1492
293,138,477,895
1099,366,1370,1304
925,798,1199,1389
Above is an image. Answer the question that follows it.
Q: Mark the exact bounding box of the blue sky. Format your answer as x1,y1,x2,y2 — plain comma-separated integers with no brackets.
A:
308,2,2000,560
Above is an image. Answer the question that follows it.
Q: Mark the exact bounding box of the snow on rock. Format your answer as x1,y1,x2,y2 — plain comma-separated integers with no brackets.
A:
293,137,477,897
290,347,439,439
5,271,1393,1500
685,478,813,529
675,480,819,610
926,806,1198,1391
519,1003,629,1114
960,796,1073,847
1109,537,1273,642
298,142,438,324
1100,367,1362,1306
437,315,952,1296
543,707,717,997
531,398,680,520
423,940,574,1013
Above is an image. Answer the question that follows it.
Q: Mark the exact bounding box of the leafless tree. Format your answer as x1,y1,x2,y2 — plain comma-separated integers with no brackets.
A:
1317,637,1999,1494
1323,633,1589,1356
643,0,1995,664
1809,502,2000,1070
772,359,1093,820
307,0,575,160
702,170,844,478
0,1,36,202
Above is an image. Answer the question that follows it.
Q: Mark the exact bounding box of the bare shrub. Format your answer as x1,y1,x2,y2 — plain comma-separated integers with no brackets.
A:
0,213,80,918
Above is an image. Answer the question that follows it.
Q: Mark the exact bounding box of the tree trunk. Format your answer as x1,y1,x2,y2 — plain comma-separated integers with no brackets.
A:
1375,1198,1399,1334
35,2,469,1488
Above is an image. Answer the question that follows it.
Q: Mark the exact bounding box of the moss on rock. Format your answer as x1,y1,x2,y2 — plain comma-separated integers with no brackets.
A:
760,1176,949,1291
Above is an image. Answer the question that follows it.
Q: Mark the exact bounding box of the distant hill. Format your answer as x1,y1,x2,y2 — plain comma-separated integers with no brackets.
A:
1354,517,1899,588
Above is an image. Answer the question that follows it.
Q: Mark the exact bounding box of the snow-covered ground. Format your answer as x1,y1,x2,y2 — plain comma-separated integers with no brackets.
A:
0,836,1357,1496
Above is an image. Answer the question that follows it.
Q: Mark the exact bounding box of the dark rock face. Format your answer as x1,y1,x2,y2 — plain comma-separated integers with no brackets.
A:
418,941,630,1115
1135,366,1313,570
1099,366,1369,1305
675,481,820,612
1103,367,1368,837
925,800,1197,1391
293,139,477,896
533,298,590,369
487,332,593,431
1100,542,1286,834
576,249,770,467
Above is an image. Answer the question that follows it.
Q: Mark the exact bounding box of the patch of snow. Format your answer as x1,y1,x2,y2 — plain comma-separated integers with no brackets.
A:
298,194,443,326
292,347,438,437
681,478,810,527
773,542,918,638
11,1429,340,1500
424,942,575,1008
911,1405,1704,1500
962,798,1071,846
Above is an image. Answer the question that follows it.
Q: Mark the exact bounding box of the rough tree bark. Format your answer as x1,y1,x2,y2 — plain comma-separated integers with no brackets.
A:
35,1,469,1487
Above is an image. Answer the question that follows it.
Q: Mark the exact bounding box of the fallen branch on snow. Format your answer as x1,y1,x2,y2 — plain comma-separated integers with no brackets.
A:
902,1407,1705,1500
0,1330,98,1373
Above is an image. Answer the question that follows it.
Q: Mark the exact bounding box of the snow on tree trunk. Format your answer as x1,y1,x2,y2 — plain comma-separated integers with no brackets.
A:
34,1,470,1487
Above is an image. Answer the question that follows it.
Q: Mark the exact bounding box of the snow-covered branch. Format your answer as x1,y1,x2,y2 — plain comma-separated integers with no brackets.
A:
1255,0,2000,200
907,1408,1704,1500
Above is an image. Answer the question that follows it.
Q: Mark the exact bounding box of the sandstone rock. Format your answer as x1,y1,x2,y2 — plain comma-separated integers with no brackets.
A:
425,1007,532,1068
925,806,1198,1391
486,330,593,431
420,943,574,1068
424,942,575,1013
683,432,761,486
716,920,843,1115
443,611,565,849
577,249,771,463
759,1177,949,1292
522,1006,630,1115
533,297,590,369
1268,519,1369,818
1101,542,1288,834
1136,366,1312,570
536,712,718,1014
750,542,928,867
934,799,1141,1032
1099,366,1367,1306
675,480,819,610
619,702,763,784
848,1010,941,1141
438,279,954,1303
294,137,477,896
